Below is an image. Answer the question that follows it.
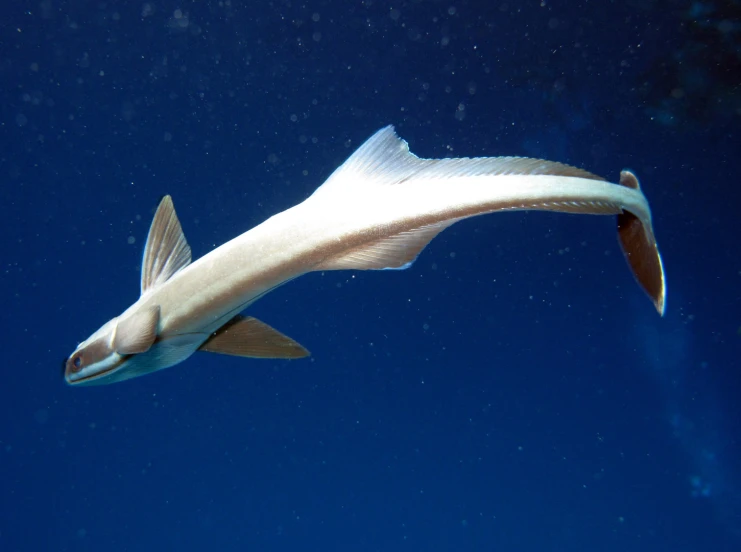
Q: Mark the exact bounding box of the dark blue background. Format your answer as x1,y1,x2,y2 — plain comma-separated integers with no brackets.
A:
2,1,739,550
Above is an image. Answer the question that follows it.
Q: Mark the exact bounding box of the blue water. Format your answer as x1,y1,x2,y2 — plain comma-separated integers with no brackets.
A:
2,1,740,551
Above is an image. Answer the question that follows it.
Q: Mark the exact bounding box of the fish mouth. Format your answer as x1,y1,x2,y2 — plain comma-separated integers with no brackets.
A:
63,354,128,386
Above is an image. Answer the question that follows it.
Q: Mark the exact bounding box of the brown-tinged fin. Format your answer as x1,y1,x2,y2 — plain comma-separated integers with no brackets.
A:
113,306,160,354
199,315,309,359
141,195,192,295
616,170,666,315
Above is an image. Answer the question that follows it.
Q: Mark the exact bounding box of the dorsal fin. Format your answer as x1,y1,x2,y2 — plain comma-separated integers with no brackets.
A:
141,195,192,295
312,126,606,272
313,125,604,196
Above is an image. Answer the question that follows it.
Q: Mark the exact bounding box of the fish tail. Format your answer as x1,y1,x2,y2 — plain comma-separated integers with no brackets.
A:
616,170,666,315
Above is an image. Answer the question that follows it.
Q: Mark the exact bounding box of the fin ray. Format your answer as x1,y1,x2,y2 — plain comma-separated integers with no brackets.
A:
617,171,666,315
199,315,309,359
113,306,160,355
141,196,192,295
314,126,604,196
316,221,457,270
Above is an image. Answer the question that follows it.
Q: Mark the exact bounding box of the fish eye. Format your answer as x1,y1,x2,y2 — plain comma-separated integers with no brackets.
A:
72,355,82,371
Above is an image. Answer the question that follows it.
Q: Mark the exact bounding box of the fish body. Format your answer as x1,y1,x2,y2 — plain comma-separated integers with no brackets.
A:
64,126,665,386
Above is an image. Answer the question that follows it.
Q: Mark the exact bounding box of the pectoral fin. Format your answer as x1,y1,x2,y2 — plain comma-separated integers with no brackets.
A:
113,306,160,354
199,315,309,359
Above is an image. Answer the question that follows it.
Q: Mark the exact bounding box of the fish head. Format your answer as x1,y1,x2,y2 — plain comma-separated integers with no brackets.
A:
64,306,160,386
64,318,125,386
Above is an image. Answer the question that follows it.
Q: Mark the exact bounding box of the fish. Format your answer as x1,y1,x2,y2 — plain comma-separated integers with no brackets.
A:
64,125,665,386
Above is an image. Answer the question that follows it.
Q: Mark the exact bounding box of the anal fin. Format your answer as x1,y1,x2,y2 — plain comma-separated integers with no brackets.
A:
199,315,309,359
316,221,457,271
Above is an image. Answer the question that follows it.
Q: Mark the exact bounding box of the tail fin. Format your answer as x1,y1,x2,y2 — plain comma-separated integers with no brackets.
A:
314,127,666,315
617,170,666,315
